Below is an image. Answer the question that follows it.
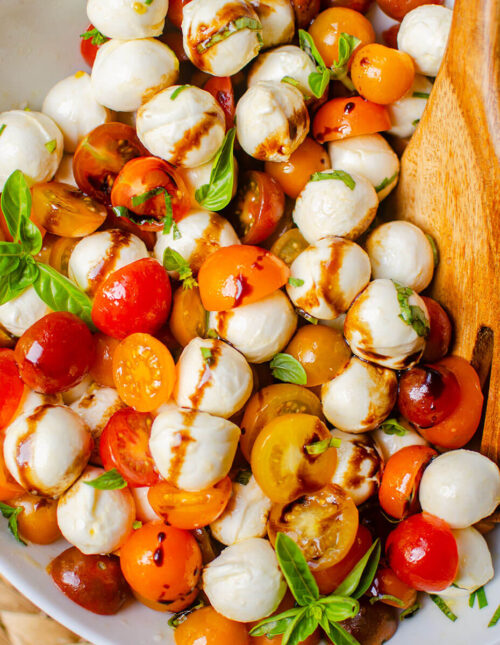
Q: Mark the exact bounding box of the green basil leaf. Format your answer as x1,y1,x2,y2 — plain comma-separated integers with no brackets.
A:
170,85,190,100
488,604,500,627
197,17,262,54
413,91,430,99
425,233,439,266
0,124,6,136
334,539,381,598
476,586,488,609
162,192,181,238
250,608,300,638
429,595,458,622
283,606,319,645
275,532,319,606
162,248,197,289
235,469,252,485
319,596,359,621
131,186,165,207
305,436,341,455
167,600,206,629
308,69,330,98
374,170,398,193
195,128,236,211
379,418,407,436
400,602,420,620
1,170,31,243
281,76,312,101
80,27,109,46
281,607,308,645
132,520,142,530
393,281,430,338
0,242,22,276
270,353,307,385
0,259,38,306
19,216,42,255
412,118,421,126
310,170,356,190
84,468,127,490
296,308,318,325
288,277,304,287
0,502,27,546
320,618,361,645
332,33,361,71
298,29,327,70
44,139,57,153
200,346,214,366
369,594,405,608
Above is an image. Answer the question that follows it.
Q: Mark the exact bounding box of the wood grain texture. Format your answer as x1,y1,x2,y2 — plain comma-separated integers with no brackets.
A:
393,0,500,460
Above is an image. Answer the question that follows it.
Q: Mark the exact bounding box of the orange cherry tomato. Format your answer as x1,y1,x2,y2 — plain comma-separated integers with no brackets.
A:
270,229,309,266
369,567,418,610
313,97,391,143
113,333,176,412
0,349,24,430
37,235,79,276
0,447,24,502
175,606,249,645
204,76,235,130
90,333,121,388
169,286,207,347
11,494,61,544
198,245,290,311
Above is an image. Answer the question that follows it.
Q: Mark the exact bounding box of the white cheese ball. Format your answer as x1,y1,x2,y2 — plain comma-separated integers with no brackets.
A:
68,229,148,295
179,156,238,208
4,404,92,498
182,0,263,76
136,85,225,168
372,417,428,463
286,237,371,320
451,527,494,592
344,279,429,369
419,450,500,529
57,466,135,554
0,110,63,190
54,154,77,187
131,487,161,522
149,405,240,490
248,45,316,97
0,286,52,337
366,221,434,292
293,170,378,243
62,375,94,406
87,0,169,39
397,5,452,76
203,538,286,622
321,357,397,433
92,39,179,113
70,385,124,442
236,81,309,162
154,209,240,275
328,134,399,201
387,75,433,138
249,0,295,49
210,475,272,545
209,291,297,363
319,313,346,333
14,390,62,419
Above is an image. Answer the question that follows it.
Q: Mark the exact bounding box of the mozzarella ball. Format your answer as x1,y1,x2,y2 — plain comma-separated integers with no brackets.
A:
372,417,428,462
236,81,309,162
209,291,297,363
87,0,169,39
131,487,161,522
293,170,378,243
419,450,500,529
68,229,148,295
0,286,52,337
70,385,124,442
182,0,263,76
57,466,135,554
154,209,240,275
179,156,238,208
344,279,429,369
387,75,433,138
248,45,316,97
366,221,434,292
249,0,295,49
286,237,371,320
451,527,494,591
4,404,92,498
321,357,397,433
149,405,240,490
175,338,253,418
328,134,399,201
0,110,63,190
397,5,452,76
62,374,94,406
15,390,62,419
319,313,346,333
54,154,77,187
203,538,286,622
136,85,225,168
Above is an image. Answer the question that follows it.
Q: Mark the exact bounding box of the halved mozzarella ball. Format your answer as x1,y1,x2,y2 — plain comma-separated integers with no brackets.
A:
62,375,94,406
203,538,286,622
179,156,238,208
208,291,297,363
366,221,434,292
344,279,429,369
14,390,62,419
321,357,397,433
248,45,316,97
131,487,161,522
328,134,399,201
4,404,92,498
293,170,377,243
210,475,272,545
249,0,295,49
68,229,148,294
174,338,253,418
54,154,77,187
451,527,494,592
57,466,135,554
387,75,433,139
136,85,225,168
397,5,452,77
419,450,500,529
372,417,428,462
286,237,371,320
87,0,169,39
70,385,124,443
0,110,63,190
182,0,263,76
0,286,52,337
149,404,240,490
236,81,309,162
92,39,179,112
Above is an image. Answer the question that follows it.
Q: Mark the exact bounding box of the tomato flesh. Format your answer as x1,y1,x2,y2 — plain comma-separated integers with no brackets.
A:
204,76,235,130
233,171,285,244
0,349,24,429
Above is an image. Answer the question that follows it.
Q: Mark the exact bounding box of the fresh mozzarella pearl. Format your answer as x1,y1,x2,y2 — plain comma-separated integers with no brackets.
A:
203,538,286,622
372,417,428,462
366,221,435,292
154,209,240,275
42,72,113,153
0,286,52,337
319,313,346,332
92,39,179,112
179,157,239,208
210,475,272,545
68,229,148,294
131,487,161,522
419,450,500,529
397,5,452,76
54,154,77,187
62,375,94,405
57,466,135,554
293,170,378,243
87,0,169,39
136,86,225,168
286,237,371,320
248,45,316,97
328,134,399,201
321,357,397,433
344,279,429,369
387,75,433,138
0,110,63,190
330,429,382,505
209,291,297,363
15,390,62,419
451,527,494,591
182,0,263,76
4,404,92,498
249,0,295,48
70,385,124,443
175,338,253,418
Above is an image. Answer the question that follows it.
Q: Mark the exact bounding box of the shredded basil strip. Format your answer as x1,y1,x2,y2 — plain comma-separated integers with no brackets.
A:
84,469,127,490
379,418,407,436
426,233,439,266
288,277,304,287
375,171,398,193
44,139,57,153
270,353,307,385
80,28,109,46
429,595,458,622
488,604,500,627
298,30,331,98
413,91,430,99
400,603,420,620
195,128,236,211
0,502,26,546
393,281,430,337
296,308,319,325
200,347,214,366
369,594,405,608
470,586,488,609
197,17,262,54
163,248,197,289
310,170,356,190
305,437,341,455
235,469,252,485
412,118,421,126
0,124,6,136
170,85,190,100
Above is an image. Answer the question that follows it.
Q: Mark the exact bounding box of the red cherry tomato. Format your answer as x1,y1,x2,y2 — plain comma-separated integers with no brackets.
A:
167,0,193,29
0,350,24,429
204,77,235,130
420,297,452,362
376,0,444,21
80,24,108,68
291,0,322,28
234,171,285,244
382,24,400,49
321,0,374,12
313,97,391,143
369,567,417,610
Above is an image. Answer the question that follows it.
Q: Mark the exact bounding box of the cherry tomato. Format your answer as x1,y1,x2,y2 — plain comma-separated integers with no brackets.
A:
175,606,249,645
34,234,79,276
167,0,193,29
113,333,176,412
120,521,202,607
376,0,444,21
233,171,285,244
291,0,321,28
169,286,207,347
322,0,374,12
270,229,309,266
160,32,189,62
90,333,121,387
0,446,24,502
204,76,235,130
15,313,95,394
268,484,359,570
369,567,418,610
386,512,458,592
80,24,108,67
10,494,60,544
382,24,400,49
420,297,452,362
1,203,45,244
0,349,24,429
313,97,391,143
198,245,290,311
339,599,398,644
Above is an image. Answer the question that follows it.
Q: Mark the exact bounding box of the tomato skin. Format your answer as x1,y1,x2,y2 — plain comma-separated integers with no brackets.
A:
175,606,249,645
0,445,24,502
321,0,374,12
204,76,235,130
420,297,452,362
80,24,107,67
169,286,207,347
369,567,418,610
234,171,285,244
291,0,321,28
11,494,61,544
0,349,24,430
167,0,193,29
90,333,121,387
376,0,444,21
382,23,400,49
313,97,391,143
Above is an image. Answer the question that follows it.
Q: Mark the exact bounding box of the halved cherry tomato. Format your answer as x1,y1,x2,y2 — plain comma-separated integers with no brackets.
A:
80,24,108,67
0,204,45,243
420,297,452,362
382,24,400,49
160,32,189,62
11,494,61,544
198,245,290,311
313,97,391,143
90,333,121,387
204,76,235,130
169,286,207,347
322,0,374,12
0,446,24,502
34,234,79,276
175,606,249,645
291,0,321,28
233,171,285,244
167,0,193,29
0,349,24,430
369,567,418,610
270,228,309,266
113,333,176,412
376,0,443,21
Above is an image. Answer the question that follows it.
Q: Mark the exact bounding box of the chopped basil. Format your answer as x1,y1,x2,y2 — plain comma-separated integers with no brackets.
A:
144,0,153,4
163,248,197,289
375,171,398,193
206,328,219,340
412,118,421,126
379,418,407,436
235,469,252,485
80,27,109,46
132,520,143,530
130,187,180,238
308,68,331,99
0,124,6,136
288,277,304,287
44,139,57,153
298,30,330,98
470,586,488,609
310,170,356,190
305,437,341,455
84,469,127,490
168,600,206,629
413,91,430,99
195,128,236,211
197,17,262,54
281,76,312,101
393,281,430,338
170,85,190,100
400,603,420,620
369,595,405,608
200,347,214,366
488,604,500,627
426,233,439,266
131,186,165,206
0,502,26,546
270,353,307,385
330,32,360,91
296,308,319,325
429,595,457,622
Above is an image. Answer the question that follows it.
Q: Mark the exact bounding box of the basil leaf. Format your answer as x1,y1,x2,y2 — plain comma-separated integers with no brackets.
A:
170,85,190,100
19,216,42,255
84,468,127,490
0,502,26,546
379,418,407,436
308,69,330,98
298,30,331,98
393,281,430,338
284,606,319,645
0,242,22,276
488,604,500,628
201,347,214,366
319,596,359,621
195,128,236,211
275,532,319,606
426,233,439,266
0,258,39,306
413,91,430,99
296,308,318,325
288,277,304,287
45,140,57,153
400,602,420,620
235,469,252,485
476,586,488,609
162,192,180,239
0,124,6,136
250,608,300,638
334,539,381,598
374,170,398,193
320,619,361,645
1,170,31,243
305,436,341,455
163,248,197,289
281,607,308,645
369,594,405,608
310,170,355,190
281,77,311,100
298,29,327,70
412,118,421,126
132,520,142,530
429,595,458,622
80,27,109,46
131,186,165,206
197,17,262,54
270,353,307,385
332,33,361,71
